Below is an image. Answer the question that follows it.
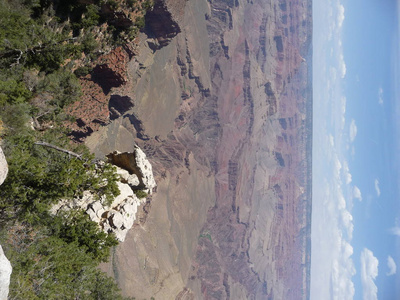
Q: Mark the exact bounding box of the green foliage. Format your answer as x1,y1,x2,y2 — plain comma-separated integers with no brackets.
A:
135,15,145,29
1,223,128,300
134,189,148,199
81,32,99,55
0,0,149,298
141,0,153,10
0,102,31,136
74,66,93,77
127,0,138,9
0,127,124,296
0,128,119,218
80,4,101,29
50,210,118,262
108,0,119,10
36,68,82,109
199,233,212,242
0,79,32,105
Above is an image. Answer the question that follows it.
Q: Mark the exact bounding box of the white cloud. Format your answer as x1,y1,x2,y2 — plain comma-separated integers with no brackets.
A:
360,248,379,300
349,119,357,142
374,179,381,197
340,96,347,129
311,0,355,299
339,53,346,78
389,226,400,236
337,4,345,28
342,161,352,184
387,256,397,276
341,210,354,239
378,87,384,105
353,186,362,201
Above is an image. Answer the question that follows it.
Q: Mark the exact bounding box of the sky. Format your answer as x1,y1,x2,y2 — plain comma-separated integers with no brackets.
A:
311,0,400,299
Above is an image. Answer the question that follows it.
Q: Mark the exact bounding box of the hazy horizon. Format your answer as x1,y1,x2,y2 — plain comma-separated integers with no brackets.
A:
312,0,400,299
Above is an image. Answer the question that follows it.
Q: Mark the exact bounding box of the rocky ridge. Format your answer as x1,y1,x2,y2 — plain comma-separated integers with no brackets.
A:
51,145,156,242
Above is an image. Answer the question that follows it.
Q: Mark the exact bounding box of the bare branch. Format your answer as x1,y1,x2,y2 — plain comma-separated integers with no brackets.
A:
34,141,83,160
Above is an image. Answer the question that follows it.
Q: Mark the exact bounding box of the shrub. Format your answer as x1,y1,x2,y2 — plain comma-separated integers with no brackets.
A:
134,189,148,199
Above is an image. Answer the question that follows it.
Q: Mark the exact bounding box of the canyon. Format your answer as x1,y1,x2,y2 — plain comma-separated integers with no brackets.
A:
84,0,312,298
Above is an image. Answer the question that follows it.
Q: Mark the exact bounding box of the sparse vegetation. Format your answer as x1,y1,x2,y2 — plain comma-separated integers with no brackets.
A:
199,232,212,242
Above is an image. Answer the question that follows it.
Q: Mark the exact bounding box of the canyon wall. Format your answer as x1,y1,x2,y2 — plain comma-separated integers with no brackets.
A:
87,0,312,298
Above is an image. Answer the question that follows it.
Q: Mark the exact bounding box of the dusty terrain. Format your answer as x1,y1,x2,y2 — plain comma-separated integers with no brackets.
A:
86,0,312,299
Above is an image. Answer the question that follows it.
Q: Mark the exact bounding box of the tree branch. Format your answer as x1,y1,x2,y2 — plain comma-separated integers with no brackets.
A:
34,141,83,160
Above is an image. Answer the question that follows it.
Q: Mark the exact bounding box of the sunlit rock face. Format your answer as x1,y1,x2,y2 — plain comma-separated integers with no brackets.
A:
0,149,11,300
0,147,7,186
0,244,11,300
107,146,157,194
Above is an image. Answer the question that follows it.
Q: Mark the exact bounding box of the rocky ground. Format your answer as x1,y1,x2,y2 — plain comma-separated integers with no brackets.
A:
85,0,312,299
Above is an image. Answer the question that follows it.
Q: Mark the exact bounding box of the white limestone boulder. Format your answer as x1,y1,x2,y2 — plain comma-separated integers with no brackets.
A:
107,145,156,194
0,147,8,186
0,245,11,300
116,167,140,187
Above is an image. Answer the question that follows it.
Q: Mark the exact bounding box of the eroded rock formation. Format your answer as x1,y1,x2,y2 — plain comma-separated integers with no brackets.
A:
107,145,156,194
87,0,312,298
51,145,156,242
144,0,181,50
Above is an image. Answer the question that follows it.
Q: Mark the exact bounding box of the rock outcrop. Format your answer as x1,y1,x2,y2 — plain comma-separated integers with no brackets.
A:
0,146,7,186
107,145,156,194
0,245,11,300
51,145,156,242
0,147,11,300
145,0,181,50
51,169,145,242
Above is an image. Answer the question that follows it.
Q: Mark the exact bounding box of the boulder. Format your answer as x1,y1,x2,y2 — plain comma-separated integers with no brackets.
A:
0,147,8,186
116,167,140,187
0,245,12,300
101,195,142,242
107,145,156,194
110,181,135,207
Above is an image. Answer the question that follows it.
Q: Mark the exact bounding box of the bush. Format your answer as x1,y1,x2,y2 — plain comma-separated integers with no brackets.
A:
135,15,145,29
1,223,128,299
74,66,92,78
134,189,148,199
50,210,119,262
0,79,32,105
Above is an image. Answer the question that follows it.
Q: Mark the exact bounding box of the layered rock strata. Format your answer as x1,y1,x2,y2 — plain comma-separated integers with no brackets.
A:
89,0,312,299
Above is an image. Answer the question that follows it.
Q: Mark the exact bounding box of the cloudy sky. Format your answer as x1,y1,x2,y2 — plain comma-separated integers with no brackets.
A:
311,0,400,299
